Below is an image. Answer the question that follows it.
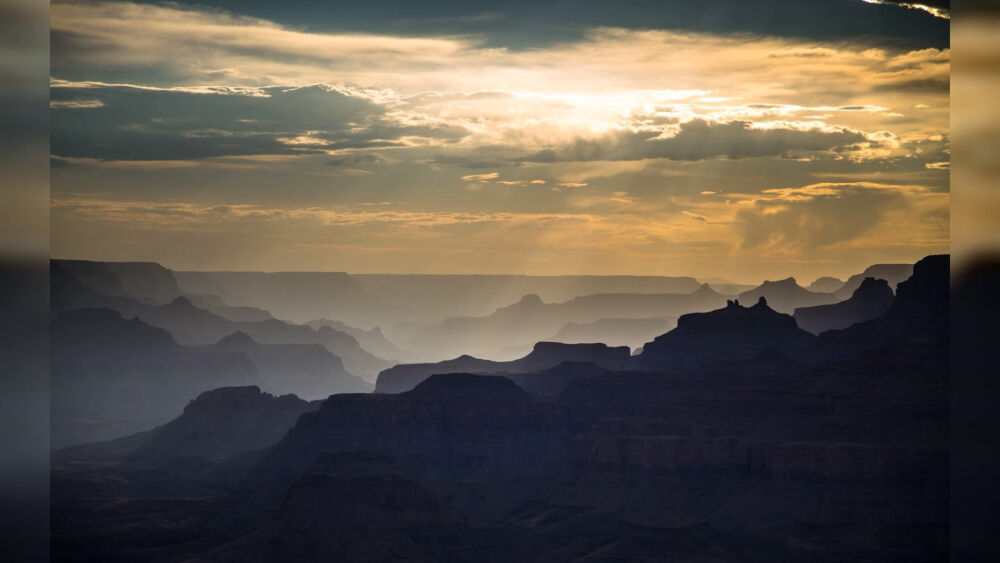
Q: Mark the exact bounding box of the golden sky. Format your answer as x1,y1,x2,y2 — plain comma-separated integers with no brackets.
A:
50,0,949,283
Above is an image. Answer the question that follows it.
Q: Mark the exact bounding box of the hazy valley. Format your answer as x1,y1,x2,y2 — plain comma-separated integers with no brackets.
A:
50,255,949,561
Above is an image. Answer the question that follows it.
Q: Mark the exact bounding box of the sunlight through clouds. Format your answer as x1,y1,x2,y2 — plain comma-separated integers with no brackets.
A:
49,0,949,279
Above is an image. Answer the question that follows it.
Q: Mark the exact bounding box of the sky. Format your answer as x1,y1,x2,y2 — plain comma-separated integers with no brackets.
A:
49,0,949,283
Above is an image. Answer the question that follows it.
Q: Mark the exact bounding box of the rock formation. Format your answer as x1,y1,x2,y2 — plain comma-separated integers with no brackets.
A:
128,386,320,462
807,275,845,293
207,331,372,399
50,308,259,448
635,296,816,371
794,276,894,334
375,341,630,394
834,262,913,300
737,277,838,314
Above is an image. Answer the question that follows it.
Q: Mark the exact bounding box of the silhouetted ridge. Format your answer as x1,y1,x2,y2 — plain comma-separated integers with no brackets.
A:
854,276,893,298
182,385,291,411
129,386,317,462
215,330,257,347
51,256,952,562
738,276,837,314
513,293,544,307
677,295,796,334
403,374,529,402
522,341,628,366
201,329,373,398
636,296,815,370
885,254,948,325
808,276,845,293
691,282,722,297
174,270,378,327
166,295,198,309
52,260,132,300
375,341,630,393
53,259,184,304
51,308,179,355
794,277,894,334
834,262,913,299
304,318,416,362
766,277,796,287
818,254,948,355
186,293,275,322
392,284,728,361
50,309,261,448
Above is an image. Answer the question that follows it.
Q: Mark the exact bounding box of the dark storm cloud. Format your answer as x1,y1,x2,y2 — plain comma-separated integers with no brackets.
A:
118,0,948,49
518,119,867,163
50,83,470,160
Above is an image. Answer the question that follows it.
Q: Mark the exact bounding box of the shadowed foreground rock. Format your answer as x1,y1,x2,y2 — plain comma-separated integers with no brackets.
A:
51,255,950,562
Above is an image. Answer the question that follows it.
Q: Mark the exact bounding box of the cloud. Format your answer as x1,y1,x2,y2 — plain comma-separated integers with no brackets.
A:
50,2,948,167
49,99,104,109
50,82,469,160
48,1,950,277
861,1,950,19
733,182,936,250
519,119,867,162
51,2,949,99
51,2,473,82
461,172,499,182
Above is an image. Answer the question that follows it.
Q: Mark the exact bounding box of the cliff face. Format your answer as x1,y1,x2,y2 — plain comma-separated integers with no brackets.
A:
251,375,572,489
635,297,816,371
834,263,913,300
130,386,320,462
794,277,894,334
375,341,630,394
818,254,949,357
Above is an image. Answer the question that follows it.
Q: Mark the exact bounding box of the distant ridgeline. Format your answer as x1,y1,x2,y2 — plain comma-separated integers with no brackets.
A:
51,256,947,561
